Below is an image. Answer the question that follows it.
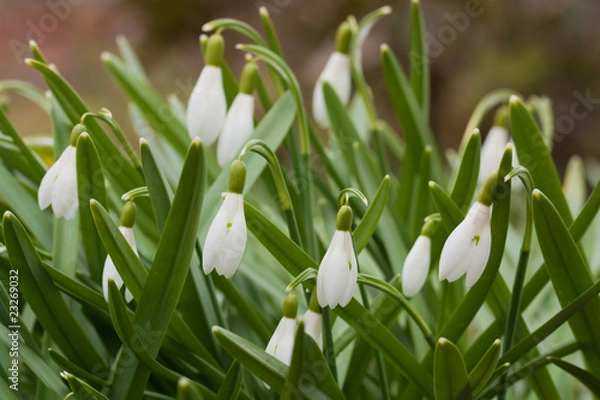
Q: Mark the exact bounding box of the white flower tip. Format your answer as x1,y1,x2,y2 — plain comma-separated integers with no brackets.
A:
428,180,436,188
493,339,501,346
438,337,449,345
472,128,480,136
101,52,112,62
235,44,245,50
509,95,521,105
532,189,543,198
380,43,390,53
139,137,148,146
211,326,222,334
191,137,202,147
259,6,269,15
381,5,392,14
412,0,420,4
202,23,213,32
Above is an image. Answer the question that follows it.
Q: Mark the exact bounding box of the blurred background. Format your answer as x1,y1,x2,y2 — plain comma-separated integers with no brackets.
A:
0,0,598,177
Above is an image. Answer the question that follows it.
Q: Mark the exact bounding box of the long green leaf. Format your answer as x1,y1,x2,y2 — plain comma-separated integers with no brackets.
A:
548,357,600,397
409,0,429,117
450,130,480,210
532,189,600,374
433,338,472,400
468,339,501,395
353,175,390,253
2,212,106,374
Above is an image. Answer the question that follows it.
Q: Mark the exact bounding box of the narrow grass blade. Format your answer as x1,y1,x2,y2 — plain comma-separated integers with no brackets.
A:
548,357,600,396
468,339,501,395
216,362,243,400
450,130,480,210
434,338,472,400
409,0,429,117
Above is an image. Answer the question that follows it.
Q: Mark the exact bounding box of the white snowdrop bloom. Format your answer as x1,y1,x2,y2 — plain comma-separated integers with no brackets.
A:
303,292,323,349
216,61,258,166
402,235,432,297
317,205,358,308
38,125,87,220
186,33,227,145
439,201,492,288
312,21,353,129
203,160,247,278
102,202,138,303
266,293,298,366
478,126,509,185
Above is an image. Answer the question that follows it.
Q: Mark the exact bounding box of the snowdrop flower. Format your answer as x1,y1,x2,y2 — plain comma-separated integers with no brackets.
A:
303,291,323,349
186,33,227,145
478,126,509,185
102,202,137,303
38,124,86,220
217,61,257,166
312,21,352,129
439,172,497,288
402,218,439,297
266,292,298,366
317,205,358,308
203,160,247,278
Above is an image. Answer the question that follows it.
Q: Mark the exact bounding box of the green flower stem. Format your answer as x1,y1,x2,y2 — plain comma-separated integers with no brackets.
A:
322,307,338,381
337,188,369,208
202,19,266,47
350,7,392,129
238,43,317,259
498,167,535,400
357,274,436,348
81,109,142,171
120,186,149,202
240,139,302,247
358,281,391,400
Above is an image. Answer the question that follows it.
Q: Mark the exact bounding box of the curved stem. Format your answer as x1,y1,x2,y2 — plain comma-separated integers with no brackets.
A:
120,186,149,202
202,19,266,47
357,273,436,348
240,139,302,247
337,188,369,208
81,110,142,171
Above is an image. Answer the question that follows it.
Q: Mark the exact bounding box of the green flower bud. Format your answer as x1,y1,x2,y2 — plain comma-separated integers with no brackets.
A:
336,205,353,231
228,159,247,194
477,171,499,206
335,21,353,55
205,33,224,66
282,292,298,318
120,202,137,228
238,61,258,95
70,124,87,146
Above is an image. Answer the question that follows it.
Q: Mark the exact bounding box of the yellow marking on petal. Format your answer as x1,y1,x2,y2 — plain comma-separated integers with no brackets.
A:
226,222,232,233
348,260,352,271
473,235,481,245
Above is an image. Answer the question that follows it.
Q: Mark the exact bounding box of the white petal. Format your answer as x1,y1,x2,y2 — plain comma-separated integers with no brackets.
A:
465,218,492,288
439,220,476,281
102,257,124,302
303,310,323,349
265,317,297,366
38,146,72,210
202,193,246,278
312,52,351,128
338,232,357,307
217,94,254,167
119,226,139,256
479,126,509,184
186,66,227,145
317,230,354,308
51,146,79,220
402,235,431,297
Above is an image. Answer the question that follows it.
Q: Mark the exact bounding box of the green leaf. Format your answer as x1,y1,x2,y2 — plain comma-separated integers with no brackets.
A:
532,189,600,373
410,146,432,240
0,79,50,113
548,357,600,397
140,138,172,231
2,212,107,374
216,362,243,400
61,372,109,400
213,326,287,393
301,330,344,400
49,348,109,387
450,130,480,210
409,0,429,118
76,133,107,282
177,378,211,400
429,182,464,231
468,339,501,395
510,97,572,224
101,53,189,155
433,338,472,400
0,325,68,398
109,139,207,399
353,175,390,253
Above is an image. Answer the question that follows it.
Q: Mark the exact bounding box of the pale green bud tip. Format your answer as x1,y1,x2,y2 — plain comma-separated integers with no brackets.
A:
509,95,521,105
420,218,440,237
120,202,137,228
239,61,258,95
228,159,247,194
282,292,298,318
70,124,87,146
205,33,224,66
336,205,353,231
477,171,499,206
335,21,353,54
494,105,509,128
308,291,321,313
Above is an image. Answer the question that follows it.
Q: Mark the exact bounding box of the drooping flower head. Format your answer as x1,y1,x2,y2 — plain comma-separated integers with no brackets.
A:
266,292,298,366
203,159,247,278
102,201,138,303
38,124,86,220
312,20,353,129
439,172,497,288
217,60,258,167
317,205,358,308
186,33,227,145
303,291,323,349
402,217,439,297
